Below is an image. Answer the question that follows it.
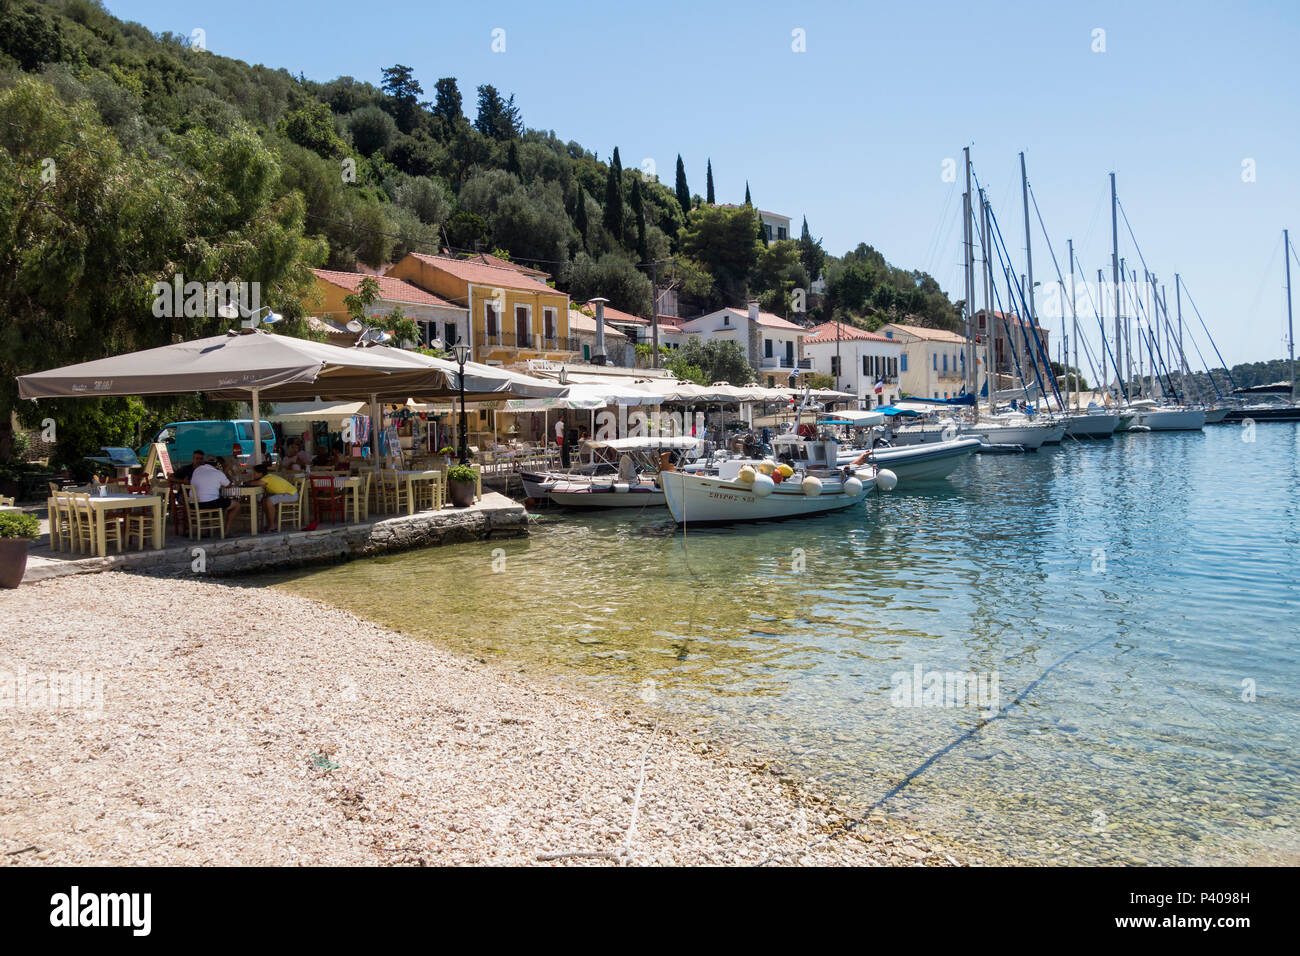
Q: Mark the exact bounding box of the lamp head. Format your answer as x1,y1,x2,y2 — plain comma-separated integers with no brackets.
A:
450,343,471,365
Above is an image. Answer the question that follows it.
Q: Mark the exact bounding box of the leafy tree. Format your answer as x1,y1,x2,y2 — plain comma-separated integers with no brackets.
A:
0,0,68,71
474,84,522,140
564,252,651,316
678,204,761,309
381,64,424,133
278,99,346,158
674,339,754,385
674,155,690,219
347,106,397,155
445,210,489,250
706,158,715,204
431,77,463,127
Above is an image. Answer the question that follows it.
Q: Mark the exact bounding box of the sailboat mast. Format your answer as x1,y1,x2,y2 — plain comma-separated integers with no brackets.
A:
981,189,993,413
1069,238,1078,411
1111,172,1121,402
963,147,975,400
1020,153,1039,407
1286,228,1295,403
1098,268,1107,398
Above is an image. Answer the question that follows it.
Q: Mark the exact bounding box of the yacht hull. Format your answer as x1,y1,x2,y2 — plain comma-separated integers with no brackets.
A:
662,470,873,525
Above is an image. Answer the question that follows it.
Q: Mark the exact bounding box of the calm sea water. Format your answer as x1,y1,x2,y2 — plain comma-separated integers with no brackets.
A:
270,423,1300,864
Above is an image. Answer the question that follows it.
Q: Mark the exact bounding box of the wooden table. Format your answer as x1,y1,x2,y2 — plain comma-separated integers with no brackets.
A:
83,493,164,556
221,486,263,535
394,469,443,514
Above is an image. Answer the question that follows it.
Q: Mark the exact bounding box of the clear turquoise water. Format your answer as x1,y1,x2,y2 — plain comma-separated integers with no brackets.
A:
271,423,1300,864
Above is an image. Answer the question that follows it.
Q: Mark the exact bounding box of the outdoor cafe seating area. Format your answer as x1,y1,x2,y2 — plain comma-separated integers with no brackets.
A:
43,458,479,559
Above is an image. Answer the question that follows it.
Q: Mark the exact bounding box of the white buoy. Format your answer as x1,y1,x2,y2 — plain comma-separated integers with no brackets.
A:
737,465,757,484
752,473,775,497
801,475,823,497
843,476,864,496
613,482,630,493
876,468,898,491
757,459,776,476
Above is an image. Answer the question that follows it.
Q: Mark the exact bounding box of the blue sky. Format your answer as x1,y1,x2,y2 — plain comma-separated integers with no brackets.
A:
104,0,1300,368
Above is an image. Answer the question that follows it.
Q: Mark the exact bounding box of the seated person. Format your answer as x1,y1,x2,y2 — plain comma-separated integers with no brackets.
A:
174,449,206,482
248,464,298,532
283,440,311,470
330,441,351,470
190,457,241,527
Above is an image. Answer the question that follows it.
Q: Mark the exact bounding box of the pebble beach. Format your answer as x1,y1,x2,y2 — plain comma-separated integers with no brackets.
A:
0,573,979,866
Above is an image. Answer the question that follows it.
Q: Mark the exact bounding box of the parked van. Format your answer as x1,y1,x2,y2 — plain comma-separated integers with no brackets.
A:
138,420,277,470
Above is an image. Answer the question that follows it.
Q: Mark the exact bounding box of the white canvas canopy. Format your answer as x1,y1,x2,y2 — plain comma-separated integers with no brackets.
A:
581,435,702,453
265,400,367,427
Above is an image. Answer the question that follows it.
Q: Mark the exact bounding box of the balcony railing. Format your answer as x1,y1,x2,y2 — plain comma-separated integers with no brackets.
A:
476,332,579,352
760,356,798,369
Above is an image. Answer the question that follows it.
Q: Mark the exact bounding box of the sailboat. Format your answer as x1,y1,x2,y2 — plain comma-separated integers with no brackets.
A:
1223,228,1300,422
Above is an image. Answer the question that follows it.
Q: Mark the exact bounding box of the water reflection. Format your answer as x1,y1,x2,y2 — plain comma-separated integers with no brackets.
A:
269,425,1300,864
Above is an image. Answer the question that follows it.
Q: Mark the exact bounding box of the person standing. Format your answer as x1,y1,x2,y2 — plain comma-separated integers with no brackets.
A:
556,417,570,469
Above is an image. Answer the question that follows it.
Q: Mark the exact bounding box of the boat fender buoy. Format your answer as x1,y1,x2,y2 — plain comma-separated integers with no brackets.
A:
613,483,629,493
777,463,794,479
757,459,776,476
752,473,775,497
772,469,785,484
737,465,757,484
801,475,823,497
843,476,863,496
876,468,898,492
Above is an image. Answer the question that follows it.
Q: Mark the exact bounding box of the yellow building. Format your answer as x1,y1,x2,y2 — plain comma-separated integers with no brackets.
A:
310,268,470,348
386,253,575,365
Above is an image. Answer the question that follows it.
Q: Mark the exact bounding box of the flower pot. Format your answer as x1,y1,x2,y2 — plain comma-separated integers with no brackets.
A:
0,538,31,589
448,479,476,508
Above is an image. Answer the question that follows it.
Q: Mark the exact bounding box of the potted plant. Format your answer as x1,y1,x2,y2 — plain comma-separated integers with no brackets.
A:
437,446,456,468
0,511,40,588
445,463,478,508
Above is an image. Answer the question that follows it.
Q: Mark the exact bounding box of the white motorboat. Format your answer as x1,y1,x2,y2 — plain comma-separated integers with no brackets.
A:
522,435,701,506
1129,400,1205,431
662,433,894,525
836,437,981,483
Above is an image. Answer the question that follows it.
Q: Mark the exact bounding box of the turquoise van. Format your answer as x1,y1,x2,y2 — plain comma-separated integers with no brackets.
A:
138,420,277,470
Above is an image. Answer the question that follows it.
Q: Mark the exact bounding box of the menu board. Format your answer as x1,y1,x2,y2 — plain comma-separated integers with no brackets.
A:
142,442,173,477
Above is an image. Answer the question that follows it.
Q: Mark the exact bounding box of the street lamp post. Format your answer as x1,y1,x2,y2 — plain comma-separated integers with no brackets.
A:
450,342,471,464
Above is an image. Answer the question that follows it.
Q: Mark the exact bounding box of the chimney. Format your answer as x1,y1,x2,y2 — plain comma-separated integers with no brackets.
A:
748,300,760,324
589,297,609,365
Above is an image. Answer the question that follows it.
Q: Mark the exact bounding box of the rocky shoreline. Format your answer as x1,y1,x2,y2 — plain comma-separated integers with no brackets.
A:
1,573,983,866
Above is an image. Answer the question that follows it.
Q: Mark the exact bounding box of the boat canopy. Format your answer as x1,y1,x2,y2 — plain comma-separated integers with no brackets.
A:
875,405,922,417
820,409,885,426
900,393,976,406
580,435,703,453
1231,382,1293,395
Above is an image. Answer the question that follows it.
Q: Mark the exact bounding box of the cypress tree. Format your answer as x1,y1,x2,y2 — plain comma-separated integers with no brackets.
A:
756,208,768,246
506,140,521,178
674,155,690,215
574,186,588,249
631,176,648,263
706,158,715,204
744,181,751,205
603,149,624,241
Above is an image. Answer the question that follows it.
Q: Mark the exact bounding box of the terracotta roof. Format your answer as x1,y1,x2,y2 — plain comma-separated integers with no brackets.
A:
582,300,647,325
803,321,893,344
398,253,559,294
312,269,462,310
880,322,967,344
680,307,806,333
566,309,628,339
462,252,550,278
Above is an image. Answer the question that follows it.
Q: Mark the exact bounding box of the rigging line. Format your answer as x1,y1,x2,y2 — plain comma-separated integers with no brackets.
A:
1072,252,1127,401
1179,278,1240,389
986,203,1064,409
922,177,960,279
1114,196,1152,278
860,633,1116,812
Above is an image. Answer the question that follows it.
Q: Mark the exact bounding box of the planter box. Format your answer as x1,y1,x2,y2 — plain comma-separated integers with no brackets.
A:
0,538,31,588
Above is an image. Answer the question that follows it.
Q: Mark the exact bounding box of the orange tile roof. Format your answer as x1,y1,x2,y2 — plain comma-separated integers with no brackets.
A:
582,300,647,324
462,252,550,278
312,269,461,310
880,322,968,344
803,321,893,344
400,253,560,293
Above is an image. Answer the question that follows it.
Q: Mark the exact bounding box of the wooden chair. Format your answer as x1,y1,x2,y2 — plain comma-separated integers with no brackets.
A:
182,483,224,540
167,479,190,537
125,500,160,551
341,473,369,523
70,492,123,554
376,470,409,514
307,475,343,525
274,477,306,532
50,493,77,553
